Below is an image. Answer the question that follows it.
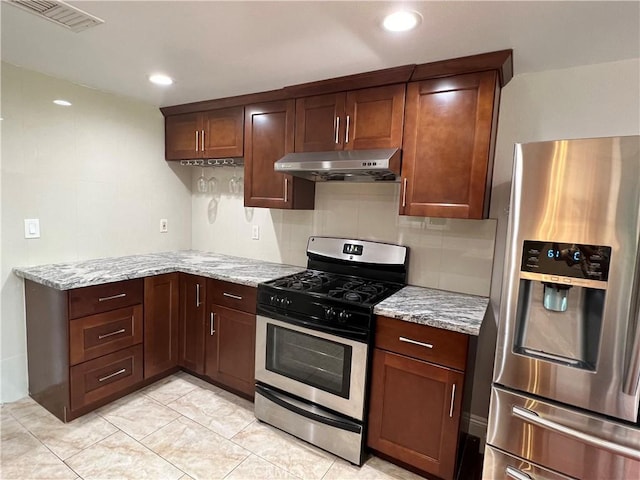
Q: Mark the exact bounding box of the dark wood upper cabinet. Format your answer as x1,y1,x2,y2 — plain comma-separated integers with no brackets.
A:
294,84,405,153
244,99,315,209
178,274,206,375
165,106,244,160
144,273,180,378
400,70,500,219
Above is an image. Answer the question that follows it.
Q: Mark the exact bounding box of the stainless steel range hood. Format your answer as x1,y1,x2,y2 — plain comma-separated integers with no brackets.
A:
274,148,401,182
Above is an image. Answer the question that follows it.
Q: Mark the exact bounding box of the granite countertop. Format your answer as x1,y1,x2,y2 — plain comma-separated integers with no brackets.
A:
13,250,306,290
14,252,488,336
374,285,489,336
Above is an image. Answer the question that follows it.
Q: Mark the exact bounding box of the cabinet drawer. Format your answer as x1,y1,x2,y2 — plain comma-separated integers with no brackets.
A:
209,279,257,314
70,345,143,411
69,305,143,365
375,316,468,371
69,279,144,319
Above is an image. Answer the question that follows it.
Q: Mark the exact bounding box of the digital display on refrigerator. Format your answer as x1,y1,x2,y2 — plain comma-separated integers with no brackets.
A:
521,240,611,281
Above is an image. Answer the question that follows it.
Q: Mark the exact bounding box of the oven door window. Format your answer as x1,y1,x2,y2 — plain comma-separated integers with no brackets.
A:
266,324,352,399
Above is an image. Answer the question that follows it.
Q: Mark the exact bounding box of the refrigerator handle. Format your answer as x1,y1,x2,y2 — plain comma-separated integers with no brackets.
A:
623,272,640,395
512,405,640,461
505,466,532,480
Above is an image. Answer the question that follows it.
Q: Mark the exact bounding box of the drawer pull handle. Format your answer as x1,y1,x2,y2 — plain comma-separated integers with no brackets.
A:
98,328,126,340
98,293,127,302
449,383,456,418
402,178,408,208
223,292,243,301
196,283,202,307
399,336,433,349
98,368,126,382
210,312,216,335
506,466,532,480
512,405,640,461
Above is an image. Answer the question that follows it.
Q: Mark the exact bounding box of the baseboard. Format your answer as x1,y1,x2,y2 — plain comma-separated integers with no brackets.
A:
462,413,488,452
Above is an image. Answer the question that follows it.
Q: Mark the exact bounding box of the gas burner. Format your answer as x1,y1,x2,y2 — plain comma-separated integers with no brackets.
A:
344,291,364,302
328,288,373,304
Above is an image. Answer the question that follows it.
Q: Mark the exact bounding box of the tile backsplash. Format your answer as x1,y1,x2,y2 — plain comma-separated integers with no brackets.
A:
191,169,496,296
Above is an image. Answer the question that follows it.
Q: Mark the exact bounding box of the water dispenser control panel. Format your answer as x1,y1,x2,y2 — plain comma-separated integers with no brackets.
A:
521,241,611,281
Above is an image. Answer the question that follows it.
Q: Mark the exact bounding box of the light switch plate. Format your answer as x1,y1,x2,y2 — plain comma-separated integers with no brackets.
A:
251,225,260,240
24,219,40,239
160,219,168,233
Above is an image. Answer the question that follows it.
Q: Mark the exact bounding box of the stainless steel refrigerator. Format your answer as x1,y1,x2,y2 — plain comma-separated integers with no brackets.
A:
484,136,640,479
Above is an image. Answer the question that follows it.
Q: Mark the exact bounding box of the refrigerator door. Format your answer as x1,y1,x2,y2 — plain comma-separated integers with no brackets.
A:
494,136,640,422
487,386,640,480
483,445,575,480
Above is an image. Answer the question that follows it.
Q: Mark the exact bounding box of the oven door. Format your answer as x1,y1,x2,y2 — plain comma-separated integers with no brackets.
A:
255,315,368,421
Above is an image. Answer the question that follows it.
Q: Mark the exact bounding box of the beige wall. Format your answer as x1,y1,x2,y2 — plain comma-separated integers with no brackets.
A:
0,63,192,402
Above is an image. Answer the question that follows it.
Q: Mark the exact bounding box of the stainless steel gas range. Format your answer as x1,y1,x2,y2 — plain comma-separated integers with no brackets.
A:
254,236,408,465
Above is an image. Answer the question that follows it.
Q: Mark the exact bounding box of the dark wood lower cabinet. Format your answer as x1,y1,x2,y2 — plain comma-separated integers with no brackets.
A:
368,348,465,480
204,304,256,397
144,273,180,378
179,274,206,374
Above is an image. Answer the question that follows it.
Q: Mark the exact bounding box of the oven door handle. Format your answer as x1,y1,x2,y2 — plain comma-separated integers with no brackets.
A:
257,307,368,342
256,384,362,434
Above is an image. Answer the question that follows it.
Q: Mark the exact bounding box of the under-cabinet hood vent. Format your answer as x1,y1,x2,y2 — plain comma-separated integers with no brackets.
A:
8,0,104,32
274,148,401,182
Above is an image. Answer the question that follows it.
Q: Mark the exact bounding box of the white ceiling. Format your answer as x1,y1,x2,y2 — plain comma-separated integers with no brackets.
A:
2,1,639,108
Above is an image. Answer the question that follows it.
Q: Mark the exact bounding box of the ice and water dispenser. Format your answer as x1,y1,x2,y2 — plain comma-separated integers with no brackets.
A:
513,240,611,370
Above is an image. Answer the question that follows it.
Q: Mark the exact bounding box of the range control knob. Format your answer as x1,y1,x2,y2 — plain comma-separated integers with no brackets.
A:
324,307,336,321
269,295,277,306
338,311,352,323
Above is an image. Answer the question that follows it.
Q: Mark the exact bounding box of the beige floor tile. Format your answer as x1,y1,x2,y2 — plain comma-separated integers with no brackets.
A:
0,439,78,479
142,416,249,480
1,412,43,461
140,374,200,405
10,403,118,460
167,386,255,439
65,430,183,480
225,454,301,479
322,456,425,480
97,392,180,440
231,421,335,480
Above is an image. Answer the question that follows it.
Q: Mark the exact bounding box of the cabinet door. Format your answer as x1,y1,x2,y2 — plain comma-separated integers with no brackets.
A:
344,84,405,150
202,107,244,158
367,349,464,480
179,274,206,374
400,71,499,219
144,273,180,378
205,304,256,397
165,112,201,160
244,100,315,209
295,93,345,152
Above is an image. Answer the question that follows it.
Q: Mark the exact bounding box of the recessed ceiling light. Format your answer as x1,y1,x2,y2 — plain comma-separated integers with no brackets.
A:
383,11,421,32
149,74,174,86
53,99,72,106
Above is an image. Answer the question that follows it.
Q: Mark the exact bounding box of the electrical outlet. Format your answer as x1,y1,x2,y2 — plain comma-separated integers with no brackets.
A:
160,219,168,233
251,225,260,240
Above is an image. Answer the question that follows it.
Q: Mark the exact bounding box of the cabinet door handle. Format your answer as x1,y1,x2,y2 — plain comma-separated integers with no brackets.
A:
345,115,350,144
284,178,289,204
98,368,126,383
335,116,340,144
210,312,216,335
449,383,456,418
402,178,408,207
223,292,243,300
201,129,205,152
98,328,126,340
399,336,433,349
195,130,199,152
196,283,201,307
98,293,126,302
505,466,532,480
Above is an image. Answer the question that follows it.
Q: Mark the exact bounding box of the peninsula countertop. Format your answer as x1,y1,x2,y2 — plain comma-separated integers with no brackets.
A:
14,251,488,336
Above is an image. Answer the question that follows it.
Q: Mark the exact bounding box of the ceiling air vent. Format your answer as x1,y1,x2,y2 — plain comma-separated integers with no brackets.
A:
8,0,104,32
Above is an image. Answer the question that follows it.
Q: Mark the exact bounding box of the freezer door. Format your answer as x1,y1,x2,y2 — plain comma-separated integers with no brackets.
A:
487,386,640,480
483,445,575,480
